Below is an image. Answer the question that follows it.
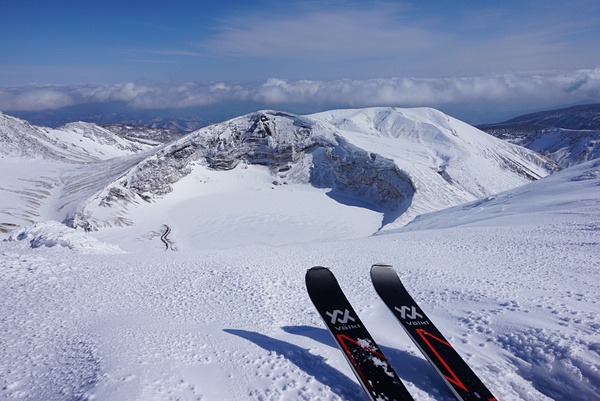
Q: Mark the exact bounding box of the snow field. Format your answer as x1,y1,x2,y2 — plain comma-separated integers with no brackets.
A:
88,163,383,252
1,194,598,401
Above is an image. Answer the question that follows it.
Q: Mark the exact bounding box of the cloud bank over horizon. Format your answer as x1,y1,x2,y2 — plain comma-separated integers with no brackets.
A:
2,1,599,124
1,69,599,120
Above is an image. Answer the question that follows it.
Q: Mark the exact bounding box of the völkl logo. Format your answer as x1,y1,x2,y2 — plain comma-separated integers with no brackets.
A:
326,309,356,324
395,305,423,320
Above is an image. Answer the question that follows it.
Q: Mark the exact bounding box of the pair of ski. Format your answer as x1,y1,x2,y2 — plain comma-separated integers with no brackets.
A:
306,264,497,401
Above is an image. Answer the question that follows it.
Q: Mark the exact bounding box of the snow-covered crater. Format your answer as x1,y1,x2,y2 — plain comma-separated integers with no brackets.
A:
65,108,557,249
73,110,417,233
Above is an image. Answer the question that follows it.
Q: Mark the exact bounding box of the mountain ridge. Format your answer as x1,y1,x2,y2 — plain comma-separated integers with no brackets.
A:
478,103,600,167
0,112,161,161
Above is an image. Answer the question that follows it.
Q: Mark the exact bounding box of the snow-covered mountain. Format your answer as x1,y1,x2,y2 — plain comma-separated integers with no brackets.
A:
0,112,158,161
58,107,557,250
1,148,598,400
479,103,600,167
1,105,598,401
500,103,600,130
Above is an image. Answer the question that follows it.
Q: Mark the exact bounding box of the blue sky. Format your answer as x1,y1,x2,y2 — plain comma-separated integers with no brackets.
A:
1,0,600,122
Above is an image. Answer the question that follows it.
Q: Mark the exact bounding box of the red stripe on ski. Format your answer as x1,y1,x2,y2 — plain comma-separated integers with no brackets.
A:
337,334,386,358
415,328,469,392
336,334,386,394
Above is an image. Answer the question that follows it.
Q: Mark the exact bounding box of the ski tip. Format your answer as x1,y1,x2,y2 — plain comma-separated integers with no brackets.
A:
372,263,393,269
306,266,339,293
307,266,330,273
306,266,332,281
370,264,402,282
371,264,394,276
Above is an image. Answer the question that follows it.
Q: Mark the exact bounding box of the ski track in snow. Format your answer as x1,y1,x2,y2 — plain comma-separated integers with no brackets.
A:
1,205,598,400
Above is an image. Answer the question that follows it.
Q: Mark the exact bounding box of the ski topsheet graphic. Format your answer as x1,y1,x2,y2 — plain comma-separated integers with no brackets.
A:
305,266,414,401
370,264,497,401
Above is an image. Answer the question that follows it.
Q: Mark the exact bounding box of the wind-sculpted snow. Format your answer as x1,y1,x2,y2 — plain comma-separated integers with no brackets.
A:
6,220,124,254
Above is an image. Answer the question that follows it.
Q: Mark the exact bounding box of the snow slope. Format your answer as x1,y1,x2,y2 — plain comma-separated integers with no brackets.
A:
402,158,600,232
56,121,157,158
1,158,598,401
0,113,162,231
480,124,600,168
310,107,555,228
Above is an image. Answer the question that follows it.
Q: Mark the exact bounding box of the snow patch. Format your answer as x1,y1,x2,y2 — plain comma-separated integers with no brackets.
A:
6,221,125,254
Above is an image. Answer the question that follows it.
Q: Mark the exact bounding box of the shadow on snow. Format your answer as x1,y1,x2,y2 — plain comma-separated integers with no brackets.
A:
225,325,457,401
224,328,366,401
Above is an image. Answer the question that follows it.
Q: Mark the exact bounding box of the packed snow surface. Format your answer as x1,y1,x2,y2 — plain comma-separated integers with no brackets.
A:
1,159,599,400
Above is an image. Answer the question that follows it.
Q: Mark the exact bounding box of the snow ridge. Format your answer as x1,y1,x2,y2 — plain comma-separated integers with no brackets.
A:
478,103,600,167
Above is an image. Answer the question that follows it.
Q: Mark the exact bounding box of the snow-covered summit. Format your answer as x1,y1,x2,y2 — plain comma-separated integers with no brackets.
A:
68,107,556,248
310,107,557,227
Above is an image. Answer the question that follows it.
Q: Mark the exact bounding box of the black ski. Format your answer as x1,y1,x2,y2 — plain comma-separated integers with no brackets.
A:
370,264,497,401
306,266,414,401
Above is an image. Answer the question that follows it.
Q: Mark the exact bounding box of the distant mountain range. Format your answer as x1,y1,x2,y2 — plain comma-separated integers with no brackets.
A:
10,101,600,169
10,102,212,133
478,103,600,167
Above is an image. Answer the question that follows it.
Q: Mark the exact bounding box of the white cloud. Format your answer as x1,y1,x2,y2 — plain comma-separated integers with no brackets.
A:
0,69,599,114
252,69,600,108
202,8,438,60
0,86,74,111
